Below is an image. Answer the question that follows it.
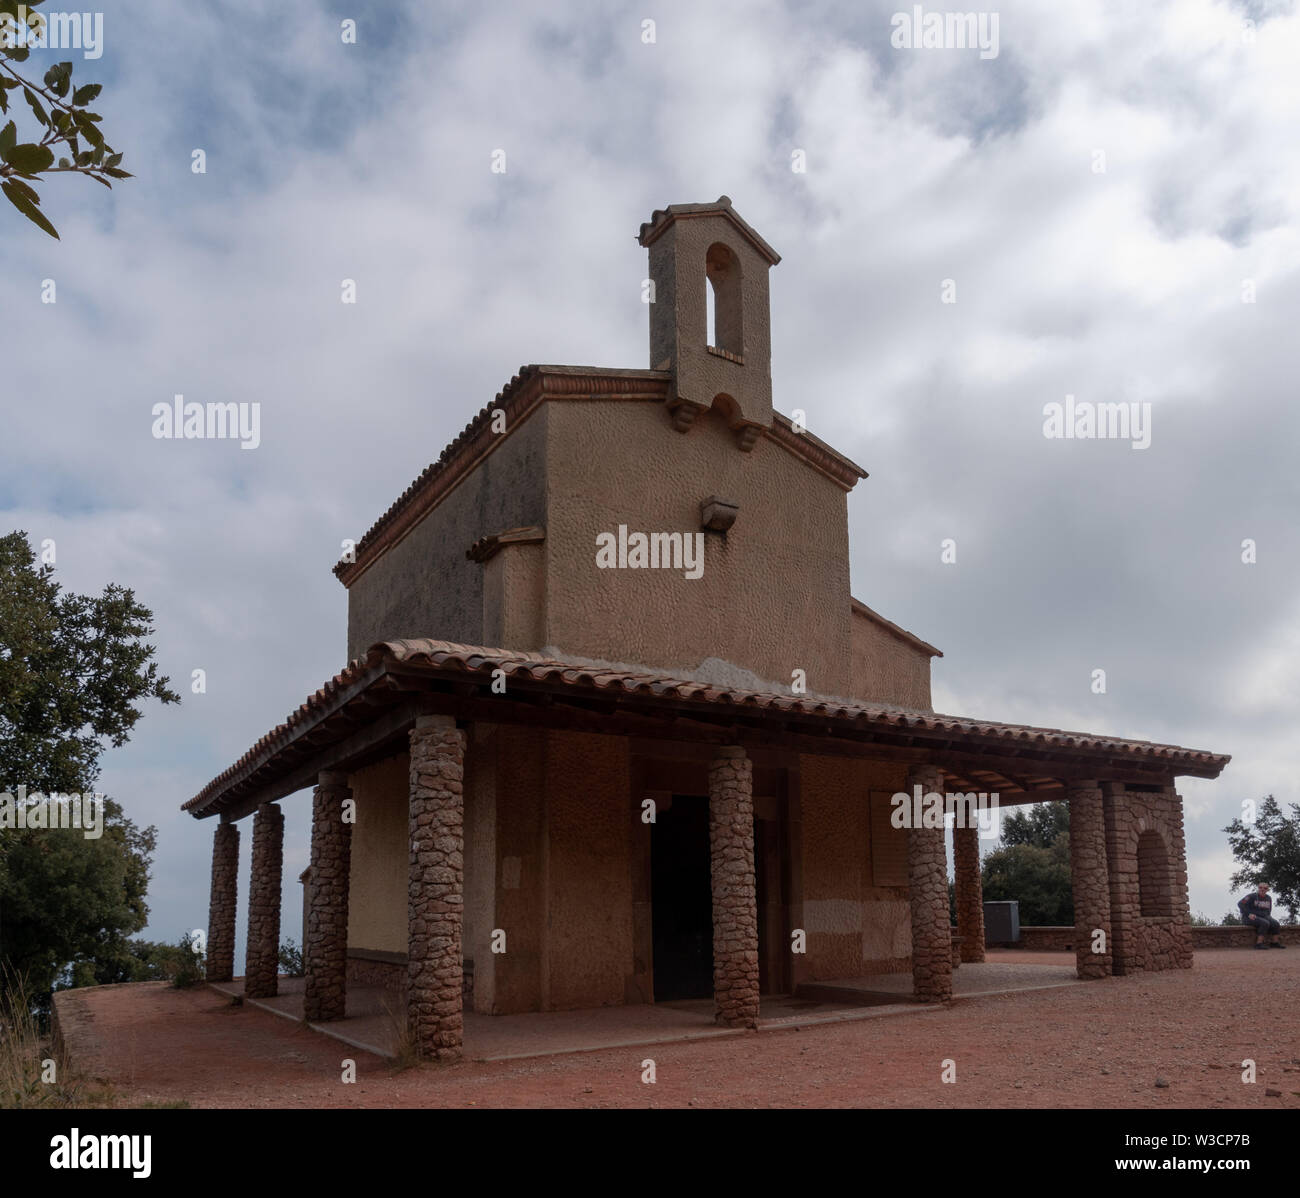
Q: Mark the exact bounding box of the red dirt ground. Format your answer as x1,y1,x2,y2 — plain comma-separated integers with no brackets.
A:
57,949,1299,1109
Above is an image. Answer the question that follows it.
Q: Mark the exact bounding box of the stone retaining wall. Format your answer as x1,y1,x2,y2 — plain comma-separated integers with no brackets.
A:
990,924,1300,950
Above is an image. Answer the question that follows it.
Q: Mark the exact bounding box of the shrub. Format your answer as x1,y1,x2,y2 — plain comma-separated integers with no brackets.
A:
278,939,304,978
171,932,205,989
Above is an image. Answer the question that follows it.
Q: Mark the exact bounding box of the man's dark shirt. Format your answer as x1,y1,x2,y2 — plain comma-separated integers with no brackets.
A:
1239,892,1273,922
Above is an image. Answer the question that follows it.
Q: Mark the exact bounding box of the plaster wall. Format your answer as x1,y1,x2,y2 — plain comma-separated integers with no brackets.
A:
798,754,914,978
542,400,854,694
850,607,933,709
345,754,408,955
344,407,548,659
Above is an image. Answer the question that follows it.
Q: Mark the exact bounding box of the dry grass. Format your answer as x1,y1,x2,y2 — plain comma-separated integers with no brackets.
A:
0,969,92,1108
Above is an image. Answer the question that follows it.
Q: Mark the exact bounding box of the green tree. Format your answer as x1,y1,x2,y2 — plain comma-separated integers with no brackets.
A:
1000,801,1069,849
2,797,155,1007
0,530,178,1008
980,800,1073,925
1223,795,1300,920
981,838,1074,925
0,1,131,239
0,531,179,795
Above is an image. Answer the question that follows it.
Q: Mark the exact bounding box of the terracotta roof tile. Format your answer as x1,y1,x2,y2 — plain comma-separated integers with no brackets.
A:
184,639,1230,817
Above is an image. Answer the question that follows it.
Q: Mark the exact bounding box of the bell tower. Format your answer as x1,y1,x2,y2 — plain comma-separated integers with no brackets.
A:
638,197,781,450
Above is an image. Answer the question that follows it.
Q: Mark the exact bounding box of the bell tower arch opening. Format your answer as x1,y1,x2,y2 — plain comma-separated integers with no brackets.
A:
638,196,781,441
705,242,743,356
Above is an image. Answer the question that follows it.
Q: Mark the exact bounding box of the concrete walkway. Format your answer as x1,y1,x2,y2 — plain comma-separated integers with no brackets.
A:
209,956,1078,1061
801,959,1081,1005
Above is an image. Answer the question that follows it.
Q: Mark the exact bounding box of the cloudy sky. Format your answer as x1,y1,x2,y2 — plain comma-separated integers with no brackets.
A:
4,0,1297,960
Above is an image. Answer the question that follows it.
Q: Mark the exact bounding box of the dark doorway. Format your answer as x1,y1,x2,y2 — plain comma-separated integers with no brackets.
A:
651,794,713,1001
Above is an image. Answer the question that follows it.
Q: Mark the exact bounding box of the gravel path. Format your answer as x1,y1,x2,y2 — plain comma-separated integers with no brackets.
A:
54,949,1299,1108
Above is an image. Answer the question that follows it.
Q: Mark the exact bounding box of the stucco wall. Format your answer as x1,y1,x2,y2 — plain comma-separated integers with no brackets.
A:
345,754,408,955
483,541,546,650
344,407,549,659
798,754,912,978
464,723,498,1011
490,724,547,1012
543,730,632,1009
850,607,933,709
479,725,633,1014
542,400,854,695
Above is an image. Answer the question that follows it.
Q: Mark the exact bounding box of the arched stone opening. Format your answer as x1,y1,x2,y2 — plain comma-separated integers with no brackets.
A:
1136,828,1173,917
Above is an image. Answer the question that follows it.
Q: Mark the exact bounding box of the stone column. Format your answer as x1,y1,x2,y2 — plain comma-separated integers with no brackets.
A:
709,746,760,1028
408,715,466,1061
953,823,986,963
304,771,352,1021
1167,789,1193,969
906,765,952,1002
1101,782,1136,974
206,820,239,983
1069,780,1112,978
245,802,284,999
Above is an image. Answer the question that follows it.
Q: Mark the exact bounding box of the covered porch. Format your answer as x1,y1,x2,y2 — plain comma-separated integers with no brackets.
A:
186,638,1228,1062
206,951,1079,1062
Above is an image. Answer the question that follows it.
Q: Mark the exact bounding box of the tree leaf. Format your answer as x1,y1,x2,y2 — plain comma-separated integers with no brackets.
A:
103,167,132,179
22,87,47,126
0,119,15,156
44,62,72,96
72,83,101,106
4,174,38,203
3,141,54,173
2,179,58,238
74,114,103,147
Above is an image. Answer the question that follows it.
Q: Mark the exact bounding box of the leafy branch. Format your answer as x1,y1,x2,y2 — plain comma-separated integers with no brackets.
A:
0,1,130,239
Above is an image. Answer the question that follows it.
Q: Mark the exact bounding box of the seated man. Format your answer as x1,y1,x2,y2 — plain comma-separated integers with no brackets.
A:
1238,882,1286,949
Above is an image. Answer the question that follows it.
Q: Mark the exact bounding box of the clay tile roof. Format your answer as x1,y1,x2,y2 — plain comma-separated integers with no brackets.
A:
183,638,1231,818
637,196,782,266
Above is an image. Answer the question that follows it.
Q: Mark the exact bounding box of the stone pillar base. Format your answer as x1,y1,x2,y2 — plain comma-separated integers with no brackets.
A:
906,765,952,1003
408,715,466,1061
709,746,760,1029
304,773,352,1022
206,821,239,983
246,802,284,999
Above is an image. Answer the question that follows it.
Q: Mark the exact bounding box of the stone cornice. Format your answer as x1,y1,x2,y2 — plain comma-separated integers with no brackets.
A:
766,412,868,490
